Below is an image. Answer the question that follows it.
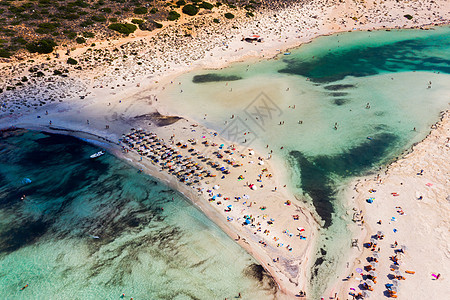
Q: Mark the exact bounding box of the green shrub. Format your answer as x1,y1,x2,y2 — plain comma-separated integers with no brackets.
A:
64,30,77,39
67,57,78,65
109,17,117,22
138,22,150,31
199,1,213,9
168,10,180,21
150,7,157,14
213,18,219,23
153,21,163,28
224,12,234,19
133,7,148,14
35,22,60,34
92,15,106,22
182,4,199,16
71,0,89,8
246,11,254,17
26,39,57,54
101,7,111,13
76,37,86,44
12,37,27,45
176,0,186,6
131,18,144,24
0,48,11,58
108,23,137,35
62,13,80,20
83,31,95,38
404,14,413,20
80,20,94,27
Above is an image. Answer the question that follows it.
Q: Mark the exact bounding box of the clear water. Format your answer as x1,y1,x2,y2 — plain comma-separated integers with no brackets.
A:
160,26,450,296
0,130,276,299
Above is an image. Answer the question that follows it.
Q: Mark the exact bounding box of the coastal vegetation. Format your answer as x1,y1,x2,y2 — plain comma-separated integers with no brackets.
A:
0,0,261,59
168,10,181,21
182,4,199,16
224,12,235,19
108,23,137,36
66,57,78,64
25,39,57,54
404,14,413,20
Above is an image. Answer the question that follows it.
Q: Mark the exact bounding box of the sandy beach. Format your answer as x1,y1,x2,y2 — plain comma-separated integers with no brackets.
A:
326,110,449,300
0,0,449,298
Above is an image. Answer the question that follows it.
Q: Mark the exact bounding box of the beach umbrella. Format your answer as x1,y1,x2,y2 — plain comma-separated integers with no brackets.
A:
365,279,374,286
370,238,377,245
394,270,403,277
372,252,380,259
362,290,371,298
369,271,377,277
389,286,399,293
370,262,378,268
390,264,399,270
401,245,407,252
213,185,220,190
392,279,400,287
377,231,384,236
356,267,363,273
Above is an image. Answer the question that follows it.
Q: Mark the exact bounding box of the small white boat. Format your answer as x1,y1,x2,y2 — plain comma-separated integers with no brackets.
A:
90,151,105,159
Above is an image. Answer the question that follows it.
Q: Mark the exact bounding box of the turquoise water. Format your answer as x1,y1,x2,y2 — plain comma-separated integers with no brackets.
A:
0,130,276,299
160,26,450,296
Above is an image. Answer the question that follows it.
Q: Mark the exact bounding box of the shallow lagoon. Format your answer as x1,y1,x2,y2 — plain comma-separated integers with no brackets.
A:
161,26,450,296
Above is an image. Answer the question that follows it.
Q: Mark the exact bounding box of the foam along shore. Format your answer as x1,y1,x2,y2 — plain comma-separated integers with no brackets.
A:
11,119,318,298
327,110,450,299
